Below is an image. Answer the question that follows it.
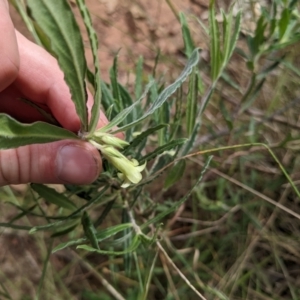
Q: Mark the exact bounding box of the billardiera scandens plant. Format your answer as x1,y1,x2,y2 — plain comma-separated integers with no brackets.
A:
1,1,199,190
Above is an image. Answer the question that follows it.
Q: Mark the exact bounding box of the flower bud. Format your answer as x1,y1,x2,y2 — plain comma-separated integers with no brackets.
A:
89,141,146,188
92,132,129,149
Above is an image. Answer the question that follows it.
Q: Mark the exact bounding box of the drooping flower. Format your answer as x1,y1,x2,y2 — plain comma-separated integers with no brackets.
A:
89,140,146,188
92,132,129,149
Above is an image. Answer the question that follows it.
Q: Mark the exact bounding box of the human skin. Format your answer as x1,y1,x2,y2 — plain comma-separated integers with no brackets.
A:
0,0,108,185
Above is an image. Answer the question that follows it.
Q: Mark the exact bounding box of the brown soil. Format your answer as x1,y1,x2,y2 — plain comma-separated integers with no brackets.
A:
10,0,210,82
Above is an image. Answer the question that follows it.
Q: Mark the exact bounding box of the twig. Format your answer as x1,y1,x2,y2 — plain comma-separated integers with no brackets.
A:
72,251,126,300
157,241,208,300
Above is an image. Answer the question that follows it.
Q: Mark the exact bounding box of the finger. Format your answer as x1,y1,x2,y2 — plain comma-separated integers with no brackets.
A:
0,85,50,123
13,32,108,131
0,1,19,92
0,141,101,186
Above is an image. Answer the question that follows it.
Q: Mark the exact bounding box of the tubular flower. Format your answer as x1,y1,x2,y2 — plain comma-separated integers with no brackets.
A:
89,140,146,188
93,132,129,149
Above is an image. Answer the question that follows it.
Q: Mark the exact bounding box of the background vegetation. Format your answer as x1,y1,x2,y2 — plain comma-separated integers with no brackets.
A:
1,0,300,299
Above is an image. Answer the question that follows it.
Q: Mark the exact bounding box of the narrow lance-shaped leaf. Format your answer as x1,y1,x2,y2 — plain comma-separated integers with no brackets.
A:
51,223,79,238
96,223,133,240
52,223,133,253
77,234,141,256
180,12,196,58
95,79,155,134
164,160,186,190
52,238,86,253
209,0,221,81
110,53,122,111
186,68,198,136
31,184,77,210
278,8,290,40
226,11,242,65
124,124,169,154
19,98,59,125
10,0,42,46
27,0,88,131
142,156,213,228
140,138,187,164
158,102,170,146
113,48,200,133
0,114,78,149
81,211,99,250
76,0,101,133
181,122,200,156
222,10,231,66
135,56,144,99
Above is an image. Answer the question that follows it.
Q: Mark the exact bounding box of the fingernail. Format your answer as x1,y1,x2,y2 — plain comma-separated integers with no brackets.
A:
56,144,99,184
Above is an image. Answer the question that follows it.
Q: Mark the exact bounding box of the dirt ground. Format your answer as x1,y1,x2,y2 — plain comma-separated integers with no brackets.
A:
10,0,212,82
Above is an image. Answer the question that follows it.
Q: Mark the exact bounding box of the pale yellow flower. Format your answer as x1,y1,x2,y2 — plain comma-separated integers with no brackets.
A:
92,132,129,149
89,141,146,188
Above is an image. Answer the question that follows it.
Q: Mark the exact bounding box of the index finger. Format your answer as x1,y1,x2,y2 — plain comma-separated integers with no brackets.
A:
13,32,108,132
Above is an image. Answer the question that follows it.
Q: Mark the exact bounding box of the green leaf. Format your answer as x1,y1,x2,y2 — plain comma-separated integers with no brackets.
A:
278,8,290,40
181,122,201,156
209,0,221,80
51,223,79,238
10,0,42,46
110,53,122,111
0,223,32,231
52,237,86,253
169,86,183,140
223,10,241,67
142,156,213,228
94,199,116,228
219,99,233,130
158,102,170,146
140,138,187,164
122,209,132,276
27,0,88,131
19,98,59,125
252,15,267,56
113,48,200,133
96,223,133,241
52,223,133,253
124,124,168,155
81,211,99,250
164,160,186,189
135,56,144,99
31,184,77,210
76,0,101,133
186,68,198,136
257,57,284,80
118,84,135,128
0,114,78,149
282,61,300,77
29,218,80,234
150,152,174,175
180,12,196,58
101,81,117,117
77,234,141,255
97,80,155,133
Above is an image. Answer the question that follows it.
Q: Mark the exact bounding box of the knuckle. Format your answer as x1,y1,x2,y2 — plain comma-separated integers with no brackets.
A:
0,56,19,86
0,147,30,185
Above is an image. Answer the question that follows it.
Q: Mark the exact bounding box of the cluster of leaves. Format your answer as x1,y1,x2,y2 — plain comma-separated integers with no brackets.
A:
7,0,202,253
2,0,300,299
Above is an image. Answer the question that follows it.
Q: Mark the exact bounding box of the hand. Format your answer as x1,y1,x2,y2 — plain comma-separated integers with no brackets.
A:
0,1,108,185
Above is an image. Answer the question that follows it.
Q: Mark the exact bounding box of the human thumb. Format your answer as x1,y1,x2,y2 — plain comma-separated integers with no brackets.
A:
0,141,101,186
